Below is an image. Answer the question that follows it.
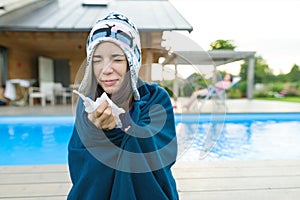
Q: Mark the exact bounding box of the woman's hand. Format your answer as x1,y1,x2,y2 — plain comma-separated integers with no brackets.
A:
88,101,117,130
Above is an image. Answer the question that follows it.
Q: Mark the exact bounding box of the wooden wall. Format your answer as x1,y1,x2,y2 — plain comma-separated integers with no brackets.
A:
0,31,164,85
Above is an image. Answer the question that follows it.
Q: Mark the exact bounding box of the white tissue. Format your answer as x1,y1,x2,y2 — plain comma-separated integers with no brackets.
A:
73,90,125,128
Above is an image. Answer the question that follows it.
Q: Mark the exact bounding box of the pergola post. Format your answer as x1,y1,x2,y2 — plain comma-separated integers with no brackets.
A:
173,62,178,101
247,56,255,99
144,49,153,83
139,34,153,83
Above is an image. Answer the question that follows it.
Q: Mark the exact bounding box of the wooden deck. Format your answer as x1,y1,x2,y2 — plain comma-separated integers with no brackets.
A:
1,160,300,200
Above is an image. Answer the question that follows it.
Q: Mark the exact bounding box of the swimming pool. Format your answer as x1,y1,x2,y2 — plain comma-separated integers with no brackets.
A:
178,113,300,161
0,116,74,165
0,113,300,165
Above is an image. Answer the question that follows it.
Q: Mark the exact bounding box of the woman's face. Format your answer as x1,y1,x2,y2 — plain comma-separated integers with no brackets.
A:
92,42,128,95
224,74,232,82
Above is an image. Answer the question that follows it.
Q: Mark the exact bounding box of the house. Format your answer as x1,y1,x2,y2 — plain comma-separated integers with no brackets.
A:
0,0,193,88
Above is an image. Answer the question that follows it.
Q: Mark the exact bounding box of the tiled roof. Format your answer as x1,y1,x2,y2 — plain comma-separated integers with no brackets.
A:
0,0,193,32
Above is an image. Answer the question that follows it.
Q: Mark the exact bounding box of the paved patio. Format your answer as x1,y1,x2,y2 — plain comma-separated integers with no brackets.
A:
1,99,300,116
174,98,300,113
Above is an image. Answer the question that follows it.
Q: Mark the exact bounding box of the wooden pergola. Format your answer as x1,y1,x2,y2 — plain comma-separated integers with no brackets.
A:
162,50,256,99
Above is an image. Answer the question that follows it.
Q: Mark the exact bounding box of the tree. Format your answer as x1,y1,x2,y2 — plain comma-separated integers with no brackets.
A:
240,56,273,83
210,39,236,50
287,64,300,82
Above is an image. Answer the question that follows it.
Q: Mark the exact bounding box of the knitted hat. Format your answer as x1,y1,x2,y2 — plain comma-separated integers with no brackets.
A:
79,12,142,100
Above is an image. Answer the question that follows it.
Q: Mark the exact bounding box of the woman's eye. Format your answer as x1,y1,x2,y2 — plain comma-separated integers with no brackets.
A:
114,58,126,62
114,59,124,62
92,59,102,63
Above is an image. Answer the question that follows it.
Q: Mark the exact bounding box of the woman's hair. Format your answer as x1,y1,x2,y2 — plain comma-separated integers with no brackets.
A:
228,74,233,82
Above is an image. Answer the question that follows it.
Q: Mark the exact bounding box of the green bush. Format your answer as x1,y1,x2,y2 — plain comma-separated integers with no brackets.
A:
254,90,269,98
237,81,247,96
268,82,284,93
228,88,242,98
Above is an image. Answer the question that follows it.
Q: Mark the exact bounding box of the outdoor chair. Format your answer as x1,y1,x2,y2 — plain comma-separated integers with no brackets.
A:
62,86,72,105
197,76,241,111
51,82,73,104
29,82,55,106
198,76,241,100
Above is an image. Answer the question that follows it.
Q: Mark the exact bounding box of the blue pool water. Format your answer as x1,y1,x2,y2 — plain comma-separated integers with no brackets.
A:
178,113,300,161
0,116,74,165
0,113,300,165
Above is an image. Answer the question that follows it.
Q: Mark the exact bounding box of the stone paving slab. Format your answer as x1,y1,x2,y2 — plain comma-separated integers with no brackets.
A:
1,99,300,116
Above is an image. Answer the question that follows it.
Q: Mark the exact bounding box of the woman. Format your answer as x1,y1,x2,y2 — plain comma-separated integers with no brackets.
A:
68,12,179,199
183,73,233,110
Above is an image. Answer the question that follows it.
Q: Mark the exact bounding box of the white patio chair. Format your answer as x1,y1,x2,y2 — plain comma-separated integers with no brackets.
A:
52,83,72,105
62,86,72,105
29,82,55,106
53,82,65,104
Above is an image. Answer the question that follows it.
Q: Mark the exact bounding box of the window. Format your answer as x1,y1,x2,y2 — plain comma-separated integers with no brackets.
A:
0,46,7,86
82,0,108,6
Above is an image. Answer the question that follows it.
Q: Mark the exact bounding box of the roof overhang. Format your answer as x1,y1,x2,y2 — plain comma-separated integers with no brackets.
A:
163,50,256,66
0,0,193,33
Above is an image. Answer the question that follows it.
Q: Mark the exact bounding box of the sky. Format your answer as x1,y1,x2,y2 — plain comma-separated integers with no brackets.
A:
169,0,300,75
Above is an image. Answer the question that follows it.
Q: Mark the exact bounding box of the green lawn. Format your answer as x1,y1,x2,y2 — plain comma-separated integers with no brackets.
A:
255,97,300,103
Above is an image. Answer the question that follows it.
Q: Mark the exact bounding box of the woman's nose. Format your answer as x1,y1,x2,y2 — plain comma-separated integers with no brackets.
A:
102,60,114,74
